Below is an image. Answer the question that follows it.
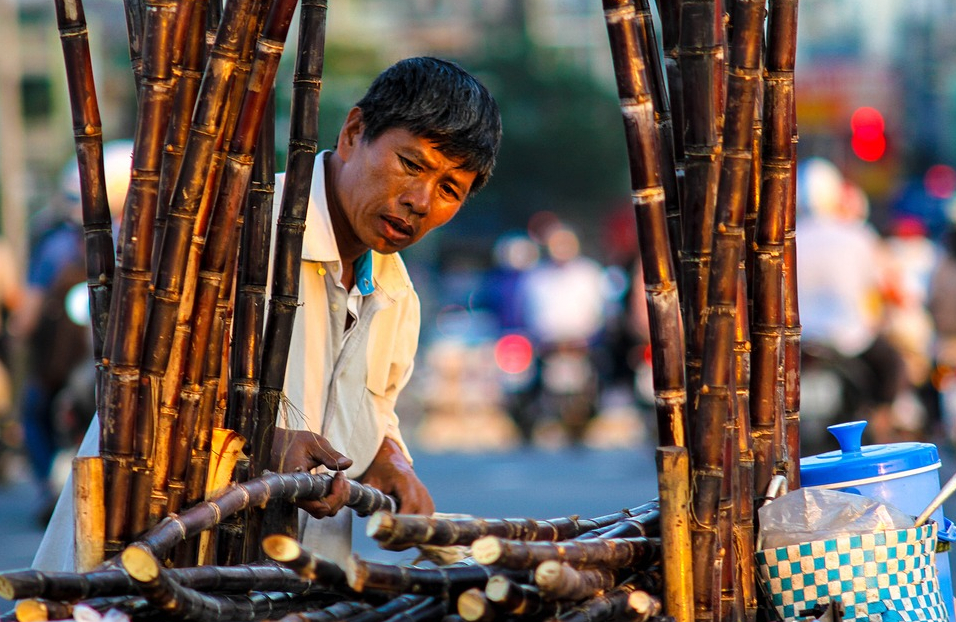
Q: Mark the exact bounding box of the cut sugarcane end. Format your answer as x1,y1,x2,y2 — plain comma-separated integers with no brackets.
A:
471,536,502,565
121,545,160,582
366,511,394,539
484,574,511,603
262,534,300,563
457,588,490,621
14,599,50,622
534,559,563,589
345,554,368,592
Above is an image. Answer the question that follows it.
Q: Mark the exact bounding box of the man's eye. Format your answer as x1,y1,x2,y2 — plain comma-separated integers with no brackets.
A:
399,156,422,173
440,183,461,201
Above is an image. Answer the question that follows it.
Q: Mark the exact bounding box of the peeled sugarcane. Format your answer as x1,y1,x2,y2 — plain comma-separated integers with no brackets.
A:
262,535,351,591
484,575,558,618
73,457,106,573
688,0,764,619
751,0,799,500
53,0,114,371
472,537,661,571
602,0,686,448
676,0,724,433
368,503,658,550
120,544,340,621
655,448,691,622
533,562,617,602
345,558,529,599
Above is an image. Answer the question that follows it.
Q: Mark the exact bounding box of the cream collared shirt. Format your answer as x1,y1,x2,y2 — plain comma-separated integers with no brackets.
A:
277,151,419,477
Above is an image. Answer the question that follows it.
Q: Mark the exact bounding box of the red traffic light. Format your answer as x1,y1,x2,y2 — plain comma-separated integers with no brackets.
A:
850,107,886,162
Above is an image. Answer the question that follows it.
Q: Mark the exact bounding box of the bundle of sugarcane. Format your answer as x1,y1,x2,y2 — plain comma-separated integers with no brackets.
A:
1,504,668,622
49,0,335,568
599,1,800,622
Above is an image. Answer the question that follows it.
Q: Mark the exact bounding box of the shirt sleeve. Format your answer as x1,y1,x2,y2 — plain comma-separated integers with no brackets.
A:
367,278,421,465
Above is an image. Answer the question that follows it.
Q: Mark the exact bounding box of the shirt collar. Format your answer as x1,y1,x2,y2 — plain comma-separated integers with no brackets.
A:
300,151,411,300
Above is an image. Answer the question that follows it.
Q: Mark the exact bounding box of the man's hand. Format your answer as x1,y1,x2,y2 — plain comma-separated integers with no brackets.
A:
270,428,354,519
361,438,435,515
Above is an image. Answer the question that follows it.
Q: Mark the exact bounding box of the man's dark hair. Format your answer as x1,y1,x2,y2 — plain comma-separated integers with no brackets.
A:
356,57,502,194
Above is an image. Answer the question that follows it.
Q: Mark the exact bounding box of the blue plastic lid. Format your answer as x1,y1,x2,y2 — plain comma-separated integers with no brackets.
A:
800,421,940,487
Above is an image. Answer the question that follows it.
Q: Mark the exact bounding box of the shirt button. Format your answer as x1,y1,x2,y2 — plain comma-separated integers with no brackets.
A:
331,303,339,312
317,266,326,276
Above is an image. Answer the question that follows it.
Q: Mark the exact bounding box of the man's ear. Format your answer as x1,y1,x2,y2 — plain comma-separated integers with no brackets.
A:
337,107,365,160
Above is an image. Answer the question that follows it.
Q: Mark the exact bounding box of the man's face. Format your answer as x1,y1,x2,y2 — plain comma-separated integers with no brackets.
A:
334,110,478,255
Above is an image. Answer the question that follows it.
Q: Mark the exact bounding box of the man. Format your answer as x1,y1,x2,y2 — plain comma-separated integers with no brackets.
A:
32,56,501,569
266,56,501,561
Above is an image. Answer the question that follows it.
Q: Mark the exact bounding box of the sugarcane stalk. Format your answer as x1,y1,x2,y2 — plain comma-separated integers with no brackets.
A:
73,457,106,573
583,507,660,540
655,447,692,622
130,471,394,560
634,0,683,281
534,562,617,602
0,563,319,603
248,0,329,478
53,0,115,376
472,537,661,571
776,1,802,490
121,544,340,621
262,535,351,591
687,0,763,619
346,558,528,600
603,0,687,448
154,0,209,272
484,575,558,618
677,0,724,435
278,601,373,622
123,0,146,89
551,578,652,622
368,503,657,550
751,0,799,501
456,588,495,622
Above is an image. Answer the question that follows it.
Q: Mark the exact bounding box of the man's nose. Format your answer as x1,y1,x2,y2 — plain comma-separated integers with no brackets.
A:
401,182,432,215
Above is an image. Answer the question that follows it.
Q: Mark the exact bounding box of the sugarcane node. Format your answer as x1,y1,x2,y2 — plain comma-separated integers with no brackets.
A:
471,537,502,566
121,545,160,583
262,533,299,563
457,587,491,622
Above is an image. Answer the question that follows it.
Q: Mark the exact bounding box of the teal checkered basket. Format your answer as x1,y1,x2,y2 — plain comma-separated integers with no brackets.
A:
755,523,948,622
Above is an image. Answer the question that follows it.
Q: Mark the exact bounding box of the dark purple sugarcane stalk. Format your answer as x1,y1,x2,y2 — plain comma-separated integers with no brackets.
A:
602,0,687,448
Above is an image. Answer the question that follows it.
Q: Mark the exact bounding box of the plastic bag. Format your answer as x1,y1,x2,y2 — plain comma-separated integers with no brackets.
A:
757,487,914,549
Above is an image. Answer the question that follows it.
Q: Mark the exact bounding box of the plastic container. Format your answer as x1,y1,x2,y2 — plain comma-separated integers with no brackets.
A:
800,421,955,622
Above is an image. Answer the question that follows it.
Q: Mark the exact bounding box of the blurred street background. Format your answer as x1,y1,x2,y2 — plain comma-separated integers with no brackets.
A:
1,0,956,611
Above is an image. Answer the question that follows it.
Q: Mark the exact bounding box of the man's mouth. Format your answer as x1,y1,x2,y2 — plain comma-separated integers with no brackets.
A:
382,215,414,239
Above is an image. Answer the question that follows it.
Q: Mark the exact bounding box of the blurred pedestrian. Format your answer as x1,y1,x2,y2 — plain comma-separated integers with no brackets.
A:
8,140,131,524
796,157,909,444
